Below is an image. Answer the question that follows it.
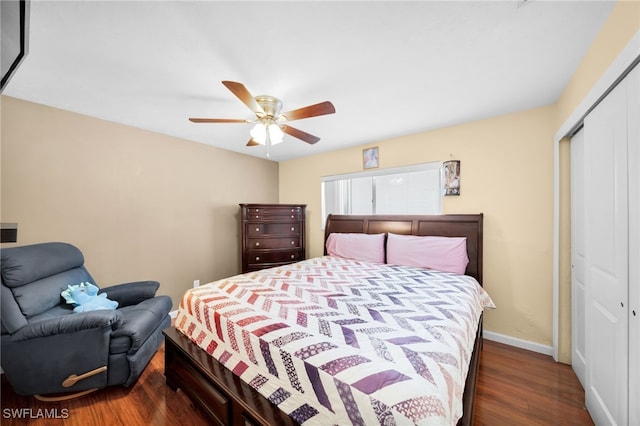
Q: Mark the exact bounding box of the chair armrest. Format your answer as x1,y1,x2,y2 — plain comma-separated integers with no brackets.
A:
10,310,123,342
110,296,172,354
98,281,160,307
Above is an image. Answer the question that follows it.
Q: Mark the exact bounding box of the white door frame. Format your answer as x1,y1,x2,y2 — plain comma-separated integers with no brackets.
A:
570,127,586,386
552,31,640,361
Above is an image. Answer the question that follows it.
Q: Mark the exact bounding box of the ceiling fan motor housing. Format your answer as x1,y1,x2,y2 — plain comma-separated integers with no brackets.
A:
255,95,283,119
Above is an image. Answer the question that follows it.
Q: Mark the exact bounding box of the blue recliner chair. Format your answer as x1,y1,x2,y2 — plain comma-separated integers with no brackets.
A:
1,242,172,400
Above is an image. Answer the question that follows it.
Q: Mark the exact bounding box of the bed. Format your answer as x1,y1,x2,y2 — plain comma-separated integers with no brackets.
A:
164,213,493,425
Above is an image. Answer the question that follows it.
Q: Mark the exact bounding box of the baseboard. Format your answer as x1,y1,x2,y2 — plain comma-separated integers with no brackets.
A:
483,330,553,356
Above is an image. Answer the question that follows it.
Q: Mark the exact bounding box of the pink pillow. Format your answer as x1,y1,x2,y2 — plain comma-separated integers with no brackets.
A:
326,233,385,263
386,233,469,274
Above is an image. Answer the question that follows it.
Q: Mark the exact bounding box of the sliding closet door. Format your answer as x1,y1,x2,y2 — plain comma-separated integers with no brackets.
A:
583,72,629,426
570,128,586,387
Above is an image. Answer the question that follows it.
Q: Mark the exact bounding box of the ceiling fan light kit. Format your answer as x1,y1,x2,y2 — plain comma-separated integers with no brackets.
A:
250,121,284,146
189,81,335,156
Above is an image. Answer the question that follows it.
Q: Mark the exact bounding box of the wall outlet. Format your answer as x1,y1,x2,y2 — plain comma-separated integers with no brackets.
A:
193,279,200,288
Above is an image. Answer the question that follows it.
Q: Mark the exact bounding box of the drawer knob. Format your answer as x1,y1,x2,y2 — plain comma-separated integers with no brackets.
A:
255,242,260,247
291,254,295,259
256,256,260,261
256,227,260,232
291,241,295,245
291,227,295,231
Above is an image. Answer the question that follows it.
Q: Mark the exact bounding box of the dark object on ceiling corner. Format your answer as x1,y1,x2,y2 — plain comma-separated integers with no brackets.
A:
1,0,30,92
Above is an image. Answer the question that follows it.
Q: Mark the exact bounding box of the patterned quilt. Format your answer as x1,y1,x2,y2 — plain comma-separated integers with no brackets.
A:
176,256,495,425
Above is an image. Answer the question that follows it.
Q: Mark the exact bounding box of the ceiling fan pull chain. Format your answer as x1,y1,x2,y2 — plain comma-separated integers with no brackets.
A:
266,134,271,159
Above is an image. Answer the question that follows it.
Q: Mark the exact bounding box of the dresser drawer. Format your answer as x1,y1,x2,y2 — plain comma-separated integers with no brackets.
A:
246,223,300,237
247,250,302,265
247,237,300,250
245,207,302,221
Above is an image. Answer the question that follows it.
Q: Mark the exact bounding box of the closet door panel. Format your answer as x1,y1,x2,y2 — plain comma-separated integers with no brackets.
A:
584,76,629,426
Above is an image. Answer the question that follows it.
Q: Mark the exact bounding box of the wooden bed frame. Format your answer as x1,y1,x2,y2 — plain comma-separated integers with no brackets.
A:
164,213,484,426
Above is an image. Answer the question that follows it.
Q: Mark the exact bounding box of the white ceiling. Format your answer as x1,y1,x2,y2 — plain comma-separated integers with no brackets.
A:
3,0,616,162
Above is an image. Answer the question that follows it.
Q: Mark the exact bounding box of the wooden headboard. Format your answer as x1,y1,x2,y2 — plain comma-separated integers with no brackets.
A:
323,214,484,285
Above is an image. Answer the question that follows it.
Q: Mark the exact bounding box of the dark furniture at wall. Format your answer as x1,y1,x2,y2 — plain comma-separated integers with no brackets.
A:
240,203,306,273
165,214,484,426
1,242,172,400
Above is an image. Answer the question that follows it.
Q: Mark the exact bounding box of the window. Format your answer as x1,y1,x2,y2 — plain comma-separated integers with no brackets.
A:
321,162,443,227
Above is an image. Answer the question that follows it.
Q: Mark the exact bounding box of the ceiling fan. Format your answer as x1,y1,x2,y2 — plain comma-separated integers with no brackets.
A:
189,81,335,149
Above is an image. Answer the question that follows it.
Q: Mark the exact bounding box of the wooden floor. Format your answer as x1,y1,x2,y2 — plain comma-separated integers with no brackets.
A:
1,339,593,425
474,340,593,426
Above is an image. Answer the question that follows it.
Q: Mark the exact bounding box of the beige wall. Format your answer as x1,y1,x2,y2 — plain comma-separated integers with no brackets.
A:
280,105,557,346
556,0,640,129
1,96,279,308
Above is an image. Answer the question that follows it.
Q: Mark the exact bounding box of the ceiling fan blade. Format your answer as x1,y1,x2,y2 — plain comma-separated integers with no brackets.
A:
189,118,248,123
280,101,335,121
282,125,321,144
246,138,260,146
222,81,264,115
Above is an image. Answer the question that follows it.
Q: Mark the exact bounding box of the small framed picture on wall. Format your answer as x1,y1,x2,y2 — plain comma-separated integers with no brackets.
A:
443,160,460,196
363,147,379,169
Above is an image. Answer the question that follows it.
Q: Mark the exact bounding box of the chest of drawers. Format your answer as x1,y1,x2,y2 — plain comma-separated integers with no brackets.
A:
240,204,306,273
